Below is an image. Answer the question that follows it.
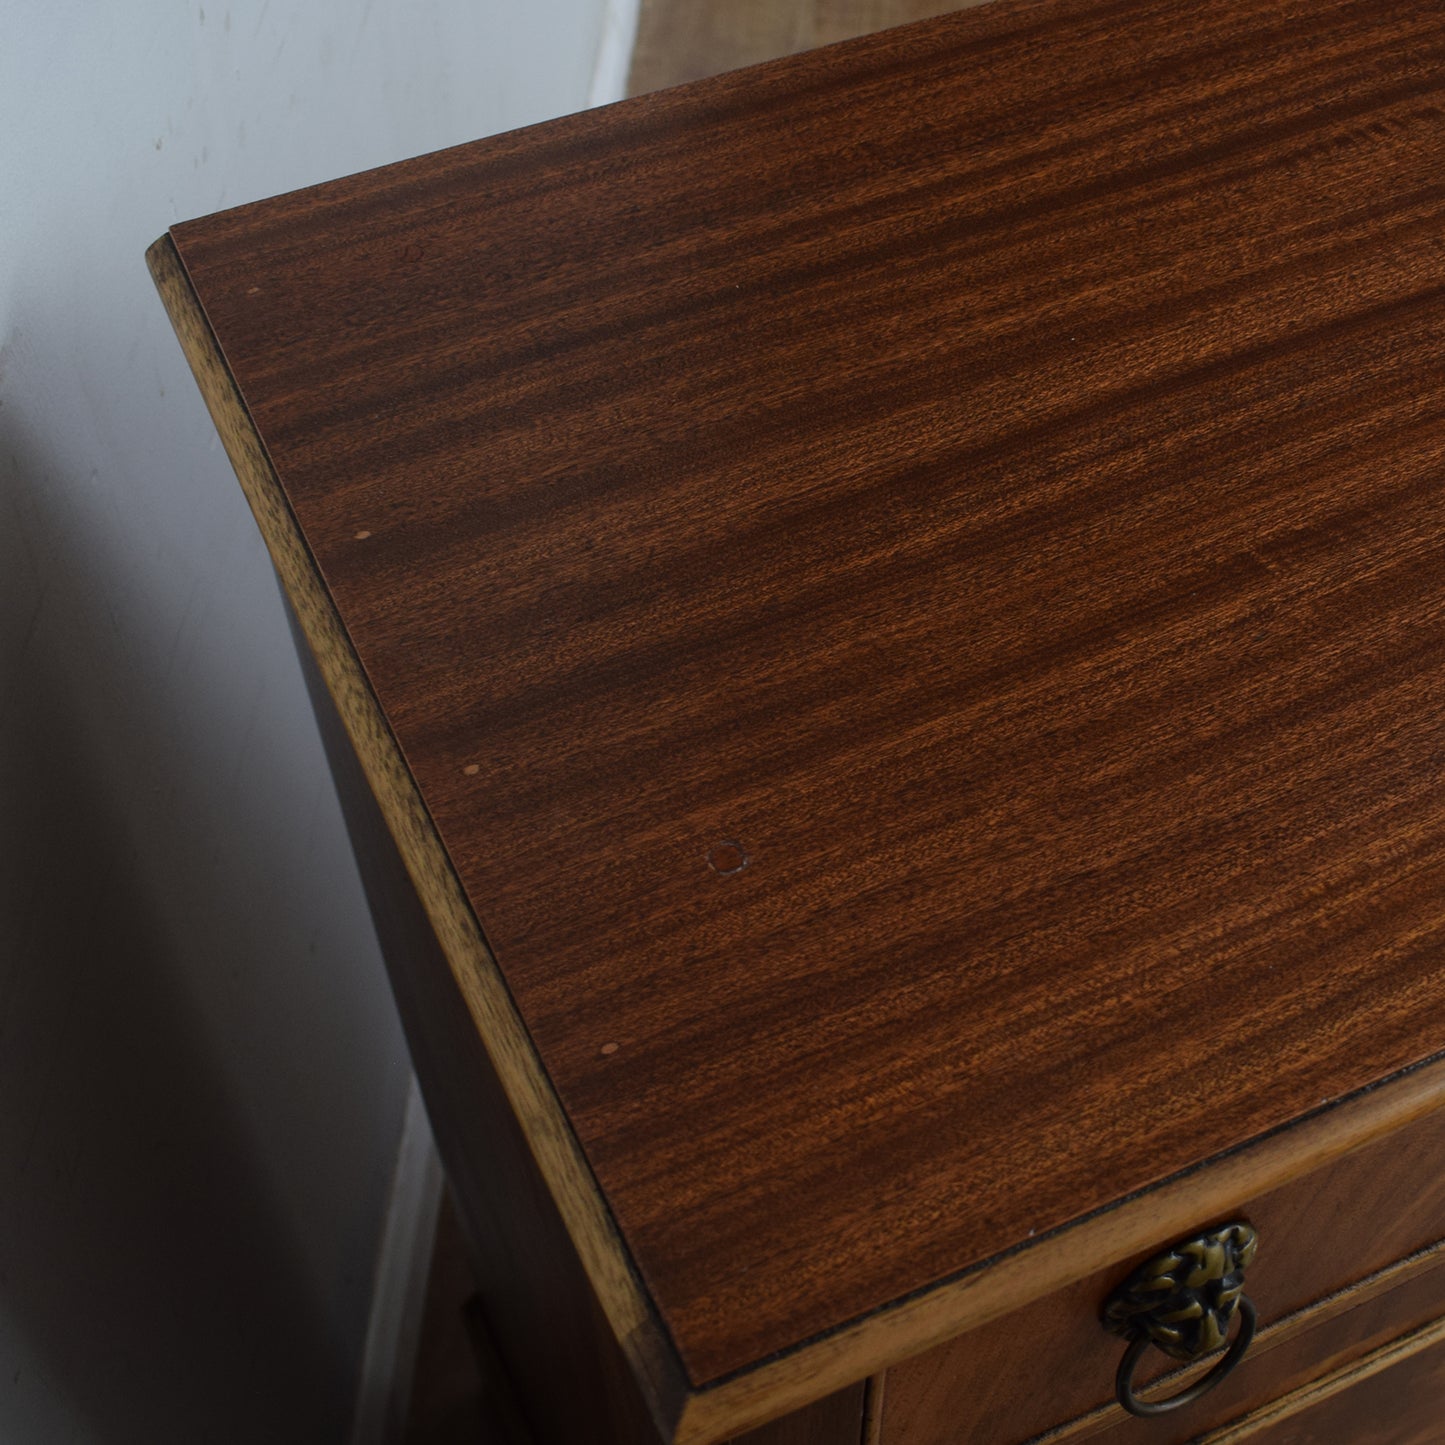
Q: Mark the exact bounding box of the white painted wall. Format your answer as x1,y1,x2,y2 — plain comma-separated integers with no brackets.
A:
0,3,626,1440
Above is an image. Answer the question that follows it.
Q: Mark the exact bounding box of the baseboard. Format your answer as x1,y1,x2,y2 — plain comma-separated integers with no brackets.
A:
349,1076,445,1445
589,0,643,106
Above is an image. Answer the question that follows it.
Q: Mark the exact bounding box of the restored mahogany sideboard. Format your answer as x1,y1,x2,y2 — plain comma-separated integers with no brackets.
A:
150,1,1445,1440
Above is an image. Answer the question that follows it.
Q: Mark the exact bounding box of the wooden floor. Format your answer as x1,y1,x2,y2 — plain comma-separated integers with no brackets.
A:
402,3,986,1440
627,0,979,95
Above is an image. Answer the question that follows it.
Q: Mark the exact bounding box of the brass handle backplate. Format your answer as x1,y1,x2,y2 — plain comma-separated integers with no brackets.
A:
1101,1221,1258,1418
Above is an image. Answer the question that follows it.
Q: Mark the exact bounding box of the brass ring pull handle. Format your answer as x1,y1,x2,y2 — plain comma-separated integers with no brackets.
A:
1115,1294,1256,1417
1102,1222,1258,1419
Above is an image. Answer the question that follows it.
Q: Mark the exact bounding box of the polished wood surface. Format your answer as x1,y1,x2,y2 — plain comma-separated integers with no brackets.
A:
155,0,1445,1427
299,581,866,1445
881,1103,1445,1444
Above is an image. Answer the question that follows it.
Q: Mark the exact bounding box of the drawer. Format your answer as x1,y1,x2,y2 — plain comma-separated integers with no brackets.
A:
1065,1250,1445,1445
1210,1321,1445,1445
879,1104,1445,1445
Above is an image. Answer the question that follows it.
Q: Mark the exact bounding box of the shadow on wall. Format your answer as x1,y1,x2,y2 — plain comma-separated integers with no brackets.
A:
0,410,359,1443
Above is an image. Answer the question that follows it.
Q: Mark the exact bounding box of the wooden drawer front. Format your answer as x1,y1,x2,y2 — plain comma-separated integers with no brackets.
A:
1204,1319,1445,1445
879,1103,1445,1445
1067,1248,1445,1445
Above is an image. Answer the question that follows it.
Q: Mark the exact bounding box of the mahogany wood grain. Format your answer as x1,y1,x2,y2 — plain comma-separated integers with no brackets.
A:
296,592,867,1445
300,573,870,1441
152,0,1445,1435
881,1104,1445,1444
299,574,864,1444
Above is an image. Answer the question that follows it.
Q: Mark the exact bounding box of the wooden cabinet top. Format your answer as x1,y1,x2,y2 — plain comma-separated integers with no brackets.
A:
152,0,1445,1434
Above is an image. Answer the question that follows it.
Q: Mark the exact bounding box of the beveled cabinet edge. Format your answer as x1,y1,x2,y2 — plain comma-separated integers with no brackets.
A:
148,229,1445,1445
143,233,692,1440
